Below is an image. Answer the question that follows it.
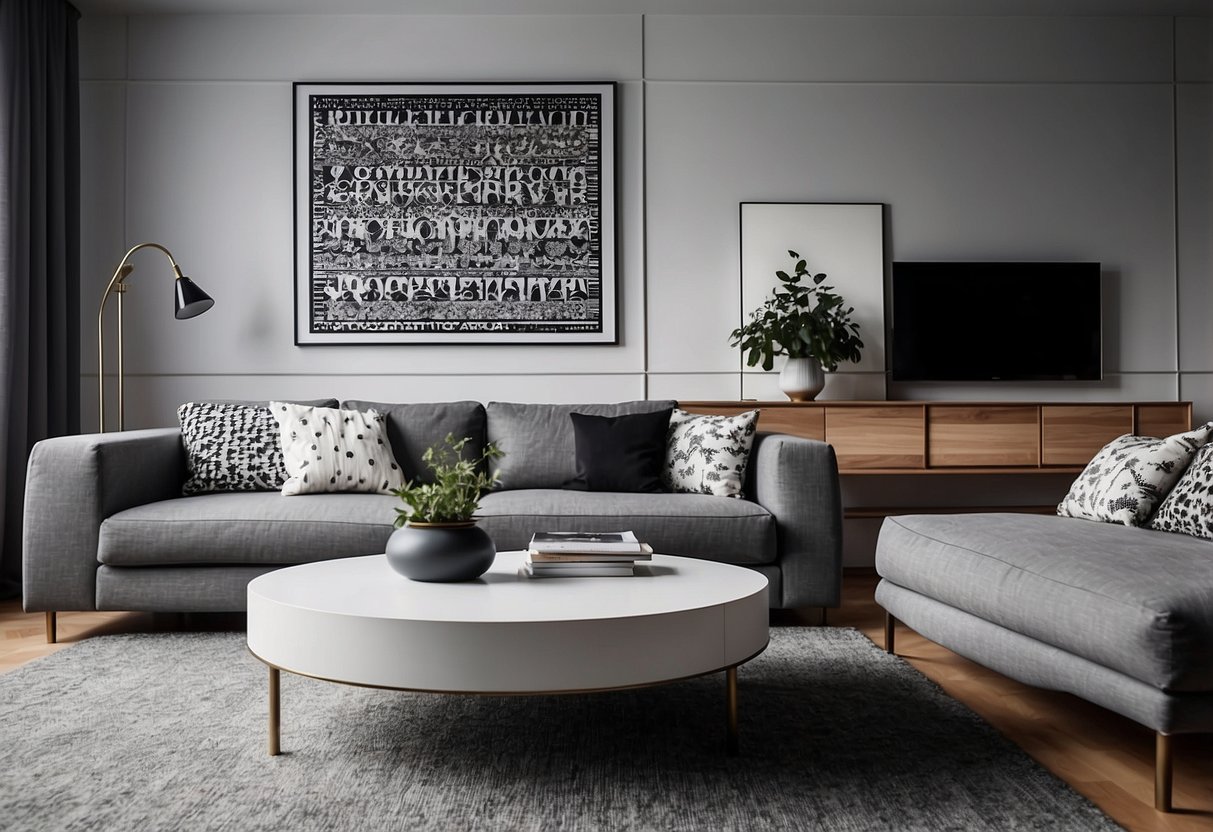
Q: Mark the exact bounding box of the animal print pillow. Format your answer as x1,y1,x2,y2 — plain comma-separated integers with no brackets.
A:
178,402,288,495
663,408,759,498
271,402,406,496
1148,443,1213,540
1057,423,1213,526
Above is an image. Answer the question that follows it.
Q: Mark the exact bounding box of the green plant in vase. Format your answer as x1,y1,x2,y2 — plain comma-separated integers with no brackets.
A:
391,434,503,526
729,250,864,401
386,434,504,582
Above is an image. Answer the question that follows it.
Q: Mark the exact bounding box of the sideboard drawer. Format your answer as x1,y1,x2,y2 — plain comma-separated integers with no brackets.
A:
825,406,925,470
677,403,826,441
1041,405,1133,466
1136,404,1193,438
927,405,1039,468
756,407,825,441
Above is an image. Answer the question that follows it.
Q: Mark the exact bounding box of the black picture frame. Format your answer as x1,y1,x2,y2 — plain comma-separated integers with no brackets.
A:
293,82,618,345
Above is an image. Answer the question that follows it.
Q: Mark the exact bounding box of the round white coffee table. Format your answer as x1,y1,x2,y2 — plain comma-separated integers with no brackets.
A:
247,550,769,756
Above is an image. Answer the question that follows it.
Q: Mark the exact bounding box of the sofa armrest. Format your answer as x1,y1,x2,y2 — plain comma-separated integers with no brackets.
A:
748,432,843,608
23,428,185,611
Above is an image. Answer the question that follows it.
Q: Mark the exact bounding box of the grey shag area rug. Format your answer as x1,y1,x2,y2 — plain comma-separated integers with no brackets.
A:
0,628,1119,831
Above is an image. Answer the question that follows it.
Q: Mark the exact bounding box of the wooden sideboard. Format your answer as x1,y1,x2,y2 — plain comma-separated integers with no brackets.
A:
678,400,1193,476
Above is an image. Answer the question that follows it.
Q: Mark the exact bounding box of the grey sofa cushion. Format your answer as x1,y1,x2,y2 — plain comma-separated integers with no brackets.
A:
876,513,1213,692
100,487,775,568
99,492,398,566
487,400,676,490
343,400,486,484
476,489,776,564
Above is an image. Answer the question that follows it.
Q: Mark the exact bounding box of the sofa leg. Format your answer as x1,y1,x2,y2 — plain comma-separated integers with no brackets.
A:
1155,732,1173,812
884,612,895,654
45,611,57,644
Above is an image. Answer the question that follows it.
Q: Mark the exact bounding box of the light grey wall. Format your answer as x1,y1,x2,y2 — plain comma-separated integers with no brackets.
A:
78,11,1211,563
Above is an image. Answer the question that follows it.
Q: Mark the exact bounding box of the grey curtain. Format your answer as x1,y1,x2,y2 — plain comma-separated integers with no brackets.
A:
0,0,81,598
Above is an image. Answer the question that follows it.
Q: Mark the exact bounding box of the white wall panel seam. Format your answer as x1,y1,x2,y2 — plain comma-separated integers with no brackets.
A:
1172,15,1181,389
641,13,650,398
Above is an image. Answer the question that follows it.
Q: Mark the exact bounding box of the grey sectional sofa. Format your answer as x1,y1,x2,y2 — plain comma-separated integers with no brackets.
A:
875,512,1213,812
23,399,843,639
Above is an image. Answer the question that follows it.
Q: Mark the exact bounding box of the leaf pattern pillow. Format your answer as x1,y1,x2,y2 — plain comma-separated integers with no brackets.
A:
1148,443,1213,540
1056,423,1213,526
271,402,406,496
663,408,759,498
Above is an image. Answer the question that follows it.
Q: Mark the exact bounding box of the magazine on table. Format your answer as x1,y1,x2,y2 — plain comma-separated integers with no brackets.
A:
528,530,650,555
522,560,636,578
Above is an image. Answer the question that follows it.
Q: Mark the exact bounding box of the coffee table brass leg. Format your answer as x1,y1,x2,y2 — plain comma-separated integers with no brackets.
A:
726,666,739,755
268,666,281,756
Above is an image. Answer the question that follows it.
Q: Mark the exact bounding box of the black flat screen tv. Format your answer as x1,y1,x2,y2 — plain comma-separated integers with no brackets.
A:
891,261,1102,382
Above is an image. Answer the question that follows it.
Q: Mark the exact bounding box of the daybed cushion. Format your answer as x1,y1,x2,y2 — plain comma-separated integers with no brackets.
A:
876,513,1213,692
487,400,676,490
99,492,398,566
476,489,777,564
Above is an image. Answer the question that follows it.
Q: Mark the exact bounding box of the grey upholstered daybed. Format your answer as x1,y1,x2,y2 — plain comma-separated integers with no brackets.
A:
876,512,1213,813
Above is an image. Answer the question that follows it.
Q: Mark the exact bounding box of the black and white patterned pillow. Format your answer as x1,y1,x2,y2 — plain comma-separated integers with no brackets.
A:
1057,423,1212,526
1148,443,1213,540
271,402,406,496
178,402,287,495
662,408,759,498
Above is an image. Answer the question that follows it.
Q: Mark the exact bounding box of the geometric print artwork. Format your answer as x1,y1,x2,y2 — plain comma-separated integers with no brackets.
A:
1056,423,1213,526
270,402,406,496
663,408,760,499
177,401,289,496
293,82,616,345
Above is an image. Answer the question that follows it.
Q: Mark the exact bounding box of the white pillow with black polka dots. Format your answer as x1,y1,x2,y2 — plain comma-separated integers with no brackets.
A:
270,401,405,496
1057,422,1213,526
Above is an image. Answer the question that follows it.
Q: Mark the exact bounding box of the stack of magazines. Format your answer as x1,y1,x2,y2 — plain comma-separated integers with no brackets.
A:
524,531,653,577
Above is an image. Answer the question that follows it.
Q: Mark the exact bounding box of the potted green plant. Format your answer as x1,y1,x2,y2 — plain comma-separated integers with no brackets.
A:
729,250,864,401
385,434,504,582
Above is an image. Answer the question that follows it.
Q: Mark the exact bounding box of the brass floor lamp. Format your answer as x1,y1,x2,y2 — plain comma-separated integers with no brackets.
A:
97,242,214,432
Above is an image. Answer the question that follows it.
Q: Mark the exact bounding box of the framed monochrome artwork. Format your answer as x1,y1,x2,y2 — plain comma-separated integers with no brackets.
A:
739,202,887,393
294,82,617,344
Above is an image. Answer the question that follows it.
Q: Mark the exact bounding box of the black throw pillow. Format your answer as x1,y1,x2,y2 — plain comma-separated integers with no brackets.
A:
567,409,674,493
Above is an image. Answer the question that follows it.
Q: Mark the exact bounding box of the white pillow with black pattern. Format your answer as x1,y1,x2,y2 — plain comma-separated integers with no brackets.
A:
663,408,759,498
271,402,405,496
1148,443,1213,540
1057,423,1213,526
178,401,287,495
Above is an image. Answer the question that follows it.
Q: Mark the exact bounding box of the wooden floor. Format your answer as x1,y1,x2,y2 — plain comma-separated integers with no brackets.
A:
4,573,1211,831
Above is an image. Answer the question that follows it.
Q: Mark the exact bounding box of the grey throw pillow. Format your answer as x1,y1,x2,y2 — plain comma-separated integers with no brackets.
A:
1057,423,1212,526
486,400,677,490
342,400,486,484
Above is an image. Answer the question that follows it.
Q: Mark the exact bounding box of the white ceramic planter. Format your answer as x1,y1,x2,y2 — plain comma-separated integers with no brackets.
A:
778,356,826,401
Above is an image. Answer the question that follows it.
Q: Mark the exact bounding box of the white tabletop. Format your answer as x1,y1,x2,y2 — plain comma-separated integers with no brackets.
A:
249,550,767,623
247,551,769,693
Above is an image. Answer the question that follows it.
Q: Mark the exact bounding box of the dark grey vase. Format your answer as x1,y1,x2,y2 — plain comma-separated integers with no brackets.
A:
385,522,496,582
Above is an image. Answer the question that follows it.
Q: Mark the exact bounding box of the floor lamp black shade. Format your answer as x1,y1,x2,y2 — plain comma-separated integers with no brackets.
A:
98,242,215,431
175,276,214,319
